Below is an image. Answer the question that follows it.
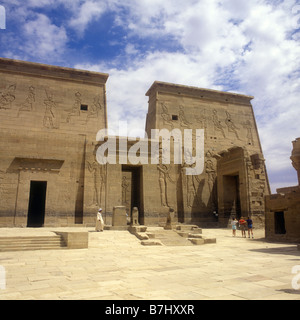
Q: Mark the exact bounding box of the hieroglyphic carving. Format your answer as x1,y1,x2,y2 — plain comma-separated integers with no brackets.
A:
205,159,217,210
0,84,16,109
225,111,239,139
186,171,201,208
87,160,106,207
178,105,192,128
43,90,59,129
195,108,207,139
161,102,174,128
18,86,35,116
244,119,254,146
212,109,226,138
157,164,174,207
66,91,81,123
182,150,201,208
87,95,103,121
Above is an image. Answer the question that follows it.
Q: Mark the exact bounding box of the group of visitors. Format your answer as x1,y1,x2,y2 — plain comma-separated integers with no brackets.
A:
231,217,254,238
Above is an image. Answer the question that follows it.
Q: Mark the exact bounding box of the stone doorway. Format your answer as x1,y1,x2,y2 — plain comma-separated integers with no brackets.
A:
122,165,144,225
27,181,47,227
274,211,286,234
222,174,241,219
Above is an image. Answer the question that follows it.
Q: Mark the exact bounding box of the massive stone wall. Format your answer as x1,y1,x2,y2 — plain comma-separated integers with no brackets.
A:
0,59,270,228
265,138,300,242
145,82,270,226
0,58,108,227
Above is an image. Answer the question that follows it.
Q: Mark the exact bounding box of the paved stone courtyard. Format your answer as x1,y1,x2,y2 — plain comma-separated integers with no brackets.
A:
0,227,299,300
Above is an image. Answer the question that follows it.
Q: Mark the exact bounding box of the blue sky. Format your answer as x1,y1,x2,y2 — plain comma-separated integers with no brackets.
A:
0,0,300,192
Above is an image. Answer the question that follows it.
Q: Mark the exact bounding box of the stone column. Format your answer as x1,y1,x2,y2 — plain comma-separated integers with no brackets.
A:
291,137,300,186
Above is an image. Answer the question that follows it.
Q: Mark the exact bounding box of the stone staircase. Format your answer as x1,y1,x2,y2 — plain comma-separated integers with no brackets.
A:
129,225,216,246
0,235,66,252
176,225,217,245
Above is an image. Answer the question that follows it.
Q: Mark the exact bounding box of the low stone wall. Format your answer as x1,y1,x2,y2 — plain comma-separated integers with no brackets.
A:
54,231,88,249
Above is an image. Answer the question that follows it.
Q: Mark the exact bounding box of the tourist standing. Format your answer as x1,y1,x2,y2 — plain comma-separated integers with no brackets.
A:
96,208,104,232
239,217,247,238
231,217,238,237
247,217,254,239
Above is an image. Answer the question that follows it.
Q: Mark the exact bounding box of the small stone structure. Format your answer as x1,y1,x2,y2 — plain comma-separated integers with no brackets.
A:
111,206,128,229
265,138,300,242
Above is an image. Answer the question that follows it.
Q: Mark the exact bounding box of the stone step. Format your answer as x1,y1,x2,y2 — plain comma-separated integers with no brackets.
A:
176,225,202,233
141,239,163,246
150,230,194,246
188,236,217,245
0,235,66,252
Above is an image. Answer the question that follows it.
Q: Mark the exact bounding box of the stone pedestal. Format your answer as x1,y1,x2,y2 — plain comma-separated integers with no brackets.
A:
112,206,127,227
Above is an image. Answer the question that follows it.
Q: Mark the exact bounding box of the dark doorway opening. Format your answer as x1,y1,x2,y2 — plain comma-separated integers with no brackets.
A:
122,165,144,225
223,174,241,219
274,211,286,234
27,181,47,227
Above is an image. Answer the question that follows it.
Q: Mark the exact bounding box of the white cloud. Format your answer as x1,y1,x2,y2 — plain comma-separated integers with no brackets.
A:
22,14,68,61
2,0,300,192
68,0,108,35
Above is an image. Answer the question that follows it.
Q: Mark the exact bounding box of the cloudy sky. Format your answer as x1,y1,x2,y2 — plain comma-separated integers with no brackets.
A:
0,0,299,192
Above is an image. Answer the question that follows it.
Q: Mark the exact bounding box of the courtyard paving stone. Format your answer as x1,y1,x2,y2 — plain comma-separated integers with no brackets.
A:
0,227,299,300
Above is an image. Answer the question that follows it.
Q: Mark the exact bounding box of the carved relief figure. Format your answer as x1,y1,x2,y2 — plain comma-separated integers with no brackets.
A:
87,95,103,121
66,91,81,123
244,120,254,146
43,90,59,129
212,109,225,138
157,164,174,207
179,105,192,128
18,86,35,116
225,111,239,139
206,159,217,210
182,150,201,207
87,160,106,207
0,84,16,109
161,102,174,128
195,109,207,138
122,176,130,205
186,171,201,208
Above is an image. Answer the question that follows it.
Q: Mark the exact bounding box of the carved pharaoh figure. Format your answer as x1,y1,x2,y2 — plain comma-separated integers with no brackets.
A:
87,160,106,207
122,176,130,205
157,163,174,207
66,91,81,123
178,105,192,128
87,95,103,121
0,84,16,109
161,102,174,128
244,120,254,146
195,109,208,138
212,109,226,138
43,91,59,129
18,86,35,116
225,111,239,139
